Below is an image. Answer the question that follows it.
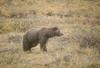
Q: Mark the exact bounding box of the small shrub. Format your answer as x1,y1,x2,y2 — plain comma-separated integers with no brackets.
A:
87,63,100,68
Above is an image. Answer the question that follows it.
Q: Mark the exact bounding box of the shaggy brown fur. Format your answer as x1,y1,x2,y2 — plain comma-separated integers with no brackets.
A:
23,27,63,52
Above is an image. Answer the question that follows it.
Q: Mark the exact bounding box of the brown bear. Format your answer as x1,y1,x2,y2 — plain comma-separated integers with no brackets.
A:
23,27,63,52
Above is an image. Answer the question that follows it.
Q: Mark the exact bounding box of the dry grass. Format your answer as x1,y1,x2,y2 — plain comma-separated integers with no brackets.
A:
0,23,100,68
0,0,100,68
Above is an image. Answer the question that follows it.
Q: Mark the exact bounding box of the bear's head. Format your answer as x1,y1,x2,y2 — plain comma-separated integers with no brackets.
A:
48,27,63,37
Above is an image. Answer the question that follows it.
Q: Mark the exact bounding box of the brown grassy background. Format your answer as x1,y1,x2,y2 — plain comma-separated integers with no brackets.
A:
0,0,100,68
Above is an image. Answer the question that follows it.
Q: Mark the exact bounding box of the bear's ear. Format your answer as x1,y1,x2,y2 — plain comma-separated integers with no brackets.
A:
52,27,58,31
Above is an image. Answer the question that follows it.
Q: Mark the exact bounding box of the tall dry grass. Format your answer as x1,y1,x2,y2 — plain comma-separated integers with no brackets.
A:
0,0,100,68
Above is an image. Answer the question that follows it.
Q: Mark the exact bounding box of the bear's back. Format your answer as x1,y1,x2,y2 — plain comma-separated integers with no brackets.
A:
24,28,39,42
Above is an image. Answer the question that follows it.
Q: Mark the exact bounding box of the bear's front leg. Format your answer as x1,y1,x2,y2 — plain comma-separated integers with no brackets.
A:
40,44,47,52
39,37,48,52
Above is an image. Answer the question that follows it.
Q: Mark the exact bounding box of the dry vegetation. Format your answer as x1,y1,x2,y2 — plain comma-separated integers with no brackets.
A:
0,0,100,68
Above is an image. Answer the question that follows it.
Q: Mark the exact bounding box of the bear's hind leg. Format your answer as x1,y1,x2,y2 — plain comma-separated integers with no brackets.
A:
23,40,32,52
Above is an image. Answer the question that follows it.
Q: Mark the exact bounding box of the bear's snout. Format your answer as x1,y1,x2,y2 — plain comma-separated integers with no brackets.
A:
58,33,63,36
